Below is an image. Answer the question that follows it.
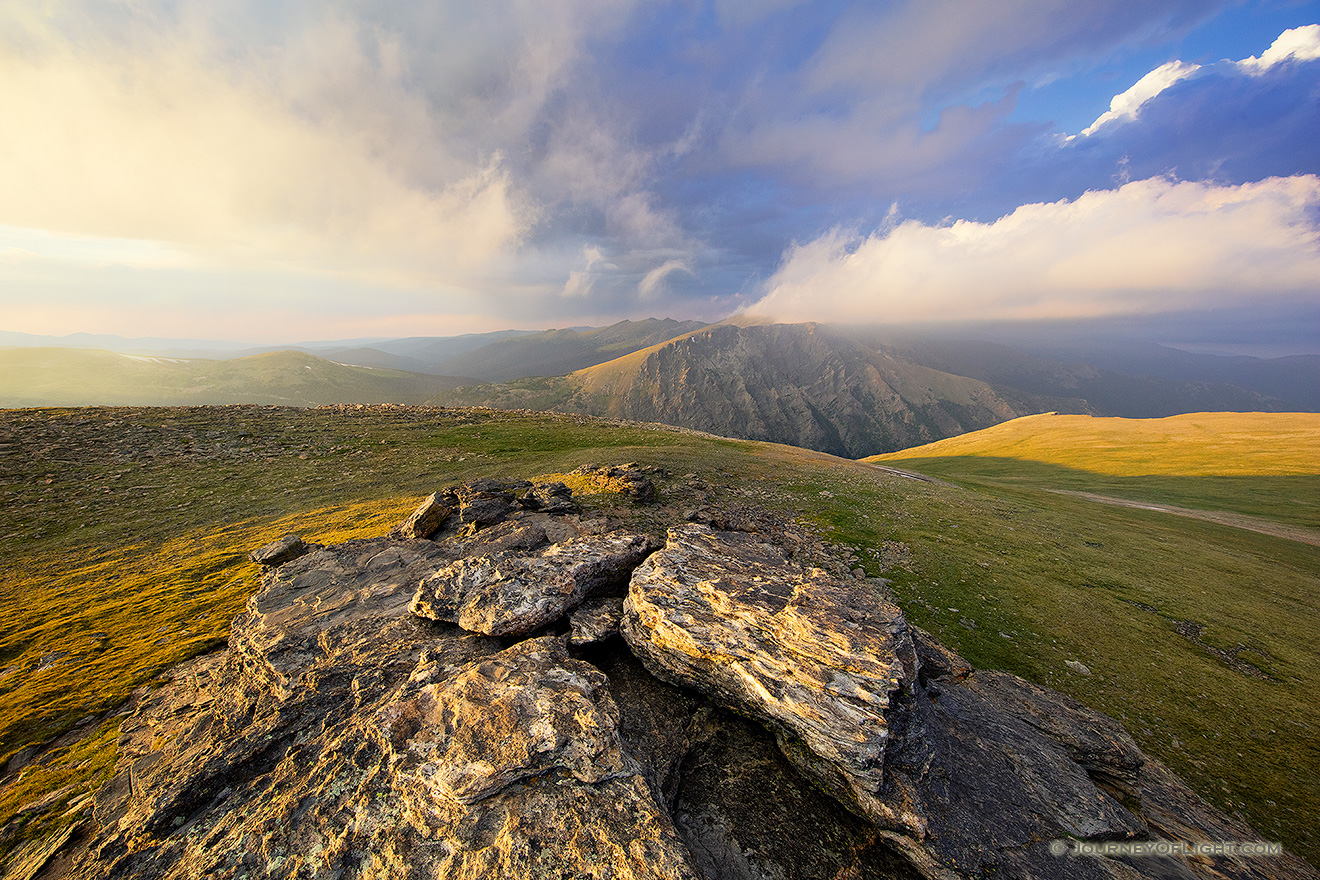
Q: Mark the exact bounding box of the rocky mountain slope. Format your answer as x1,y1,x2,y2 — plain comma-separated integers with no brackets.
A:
436,323,1094,457
436,321,1305,457
425,318,711,381
43,472,1315,880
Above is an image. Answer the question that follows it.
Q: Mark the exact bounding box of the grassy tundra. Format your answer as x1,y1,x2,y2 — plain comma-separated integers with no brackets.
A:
1,407,1317,864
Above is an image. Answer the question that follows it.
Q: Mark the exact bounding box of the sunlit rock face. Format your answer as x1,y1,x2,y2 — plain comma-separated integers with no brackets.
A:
64,475,1316,880
622,524,922,831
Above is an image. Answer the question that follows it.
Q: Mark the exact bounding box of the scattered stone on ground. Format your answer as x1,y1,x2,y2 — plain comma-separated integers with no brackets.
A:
387,491,453,539
248,533,315,566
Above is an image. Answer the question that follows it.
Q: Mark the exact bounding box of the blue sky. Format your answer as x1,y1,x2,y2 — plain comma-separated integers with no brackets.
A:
1,0,1318,349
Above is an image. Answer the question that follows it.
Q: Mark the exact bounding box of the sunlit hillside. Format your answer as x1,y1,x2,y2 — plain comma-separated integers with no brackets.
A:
867,412,1320,476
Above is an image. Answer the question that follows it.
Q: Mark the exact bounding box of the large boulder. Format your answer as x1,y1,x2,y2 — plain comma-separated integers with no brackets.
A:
248,533,314,566
621,524,922,832
621,524,1310,880
388,491,453,539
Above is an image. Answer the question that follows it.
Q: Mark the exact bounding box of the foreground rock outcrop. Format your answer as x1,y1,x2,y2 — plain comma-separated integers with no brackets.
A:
53,474,1315,880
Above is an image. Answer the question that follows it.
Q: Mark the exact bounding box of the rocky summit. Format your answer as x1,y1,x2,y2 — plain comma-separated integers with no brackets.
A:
52,472,1316,880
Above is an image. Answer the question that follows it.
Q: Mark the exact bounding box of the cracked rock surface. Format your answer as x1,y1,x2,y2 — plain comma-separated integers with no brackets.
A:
53,474,1316,880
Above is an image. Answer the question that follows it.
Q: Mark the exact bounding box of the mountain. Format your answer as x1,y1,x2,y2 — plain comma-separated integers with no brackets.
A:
835,329,1304,417
306,329,542,375
565,323,1073,457
1023,342,1320,411
433,322,1293,457
6,323,1308,460
0,348,474,407
424,318,713,381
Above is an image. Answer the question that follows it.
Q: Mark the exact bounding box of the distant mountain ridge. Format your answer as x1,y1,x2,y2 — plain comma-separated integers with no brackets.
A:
431,322,1304,457
5,320,1315,457
0,348,473,407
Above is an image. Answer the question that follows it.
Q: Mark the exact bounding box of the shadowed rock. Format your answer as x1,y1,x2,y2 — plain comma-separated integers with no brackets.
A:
569,597,625,646
622,524,922,832
519,480,577,513
454,479,529,526
621,524,1312,880
412,531,658,637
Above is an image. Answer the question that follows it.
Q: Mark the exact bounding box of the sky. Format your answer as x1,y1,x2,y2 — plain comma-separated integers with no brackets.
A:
1,0,1318,350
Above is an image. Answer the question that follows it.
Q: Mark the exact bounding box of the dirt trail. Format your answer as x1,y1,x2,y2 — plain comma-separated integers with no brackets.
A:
1046,489,1320,548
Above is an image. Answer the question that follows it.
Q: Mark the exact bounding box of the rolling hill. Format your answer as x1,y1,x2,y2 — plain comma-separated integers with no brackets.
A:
0,348,473,407
867,411,1320,536
422,317,712,380
5,323,1310,462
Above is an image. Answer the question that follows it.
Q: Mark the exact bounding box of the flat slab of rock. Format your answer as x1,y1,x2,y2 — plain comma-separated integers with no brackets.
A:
621,525,1301,880
382,636,634,804
622,524,921,831
412,531,657,637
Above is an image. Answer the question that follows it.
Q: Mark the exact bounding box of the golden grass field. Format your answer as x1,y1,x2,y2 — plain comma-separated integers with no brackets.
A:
868,411,1320,476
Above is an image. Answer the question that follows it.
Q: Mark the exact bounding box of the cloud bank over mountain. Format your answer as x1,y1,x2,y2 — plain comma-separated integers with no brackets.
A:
751,175,1320,325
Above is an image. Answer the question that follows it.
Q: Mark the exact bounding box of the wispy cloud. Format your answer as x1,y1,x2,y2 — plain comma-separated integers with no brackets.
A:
638,259,695,300
750,175,1320,324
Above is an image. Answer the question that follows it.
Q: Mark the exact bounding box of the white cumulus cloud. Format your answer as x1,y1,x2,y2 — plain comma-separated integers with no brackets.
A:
749,175,1320,325
1238,23,1320,73
1077,24,1320,137
1078,60,1201,136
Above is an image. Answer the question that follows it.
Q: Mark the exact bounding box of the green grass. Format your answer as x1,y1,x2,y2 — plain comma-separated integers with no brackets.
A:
2,406,1318,865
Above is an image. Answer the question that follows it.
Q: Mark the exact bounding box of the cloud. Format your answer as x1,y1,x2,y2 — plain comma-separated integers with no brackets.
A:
1037,25,1320,198
638,259,695,300
1074,24,1320,140
805,0,1221,97
749,176,1320,325
0,16,532,288
1078,60,1202,136
1238,24,1320,74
